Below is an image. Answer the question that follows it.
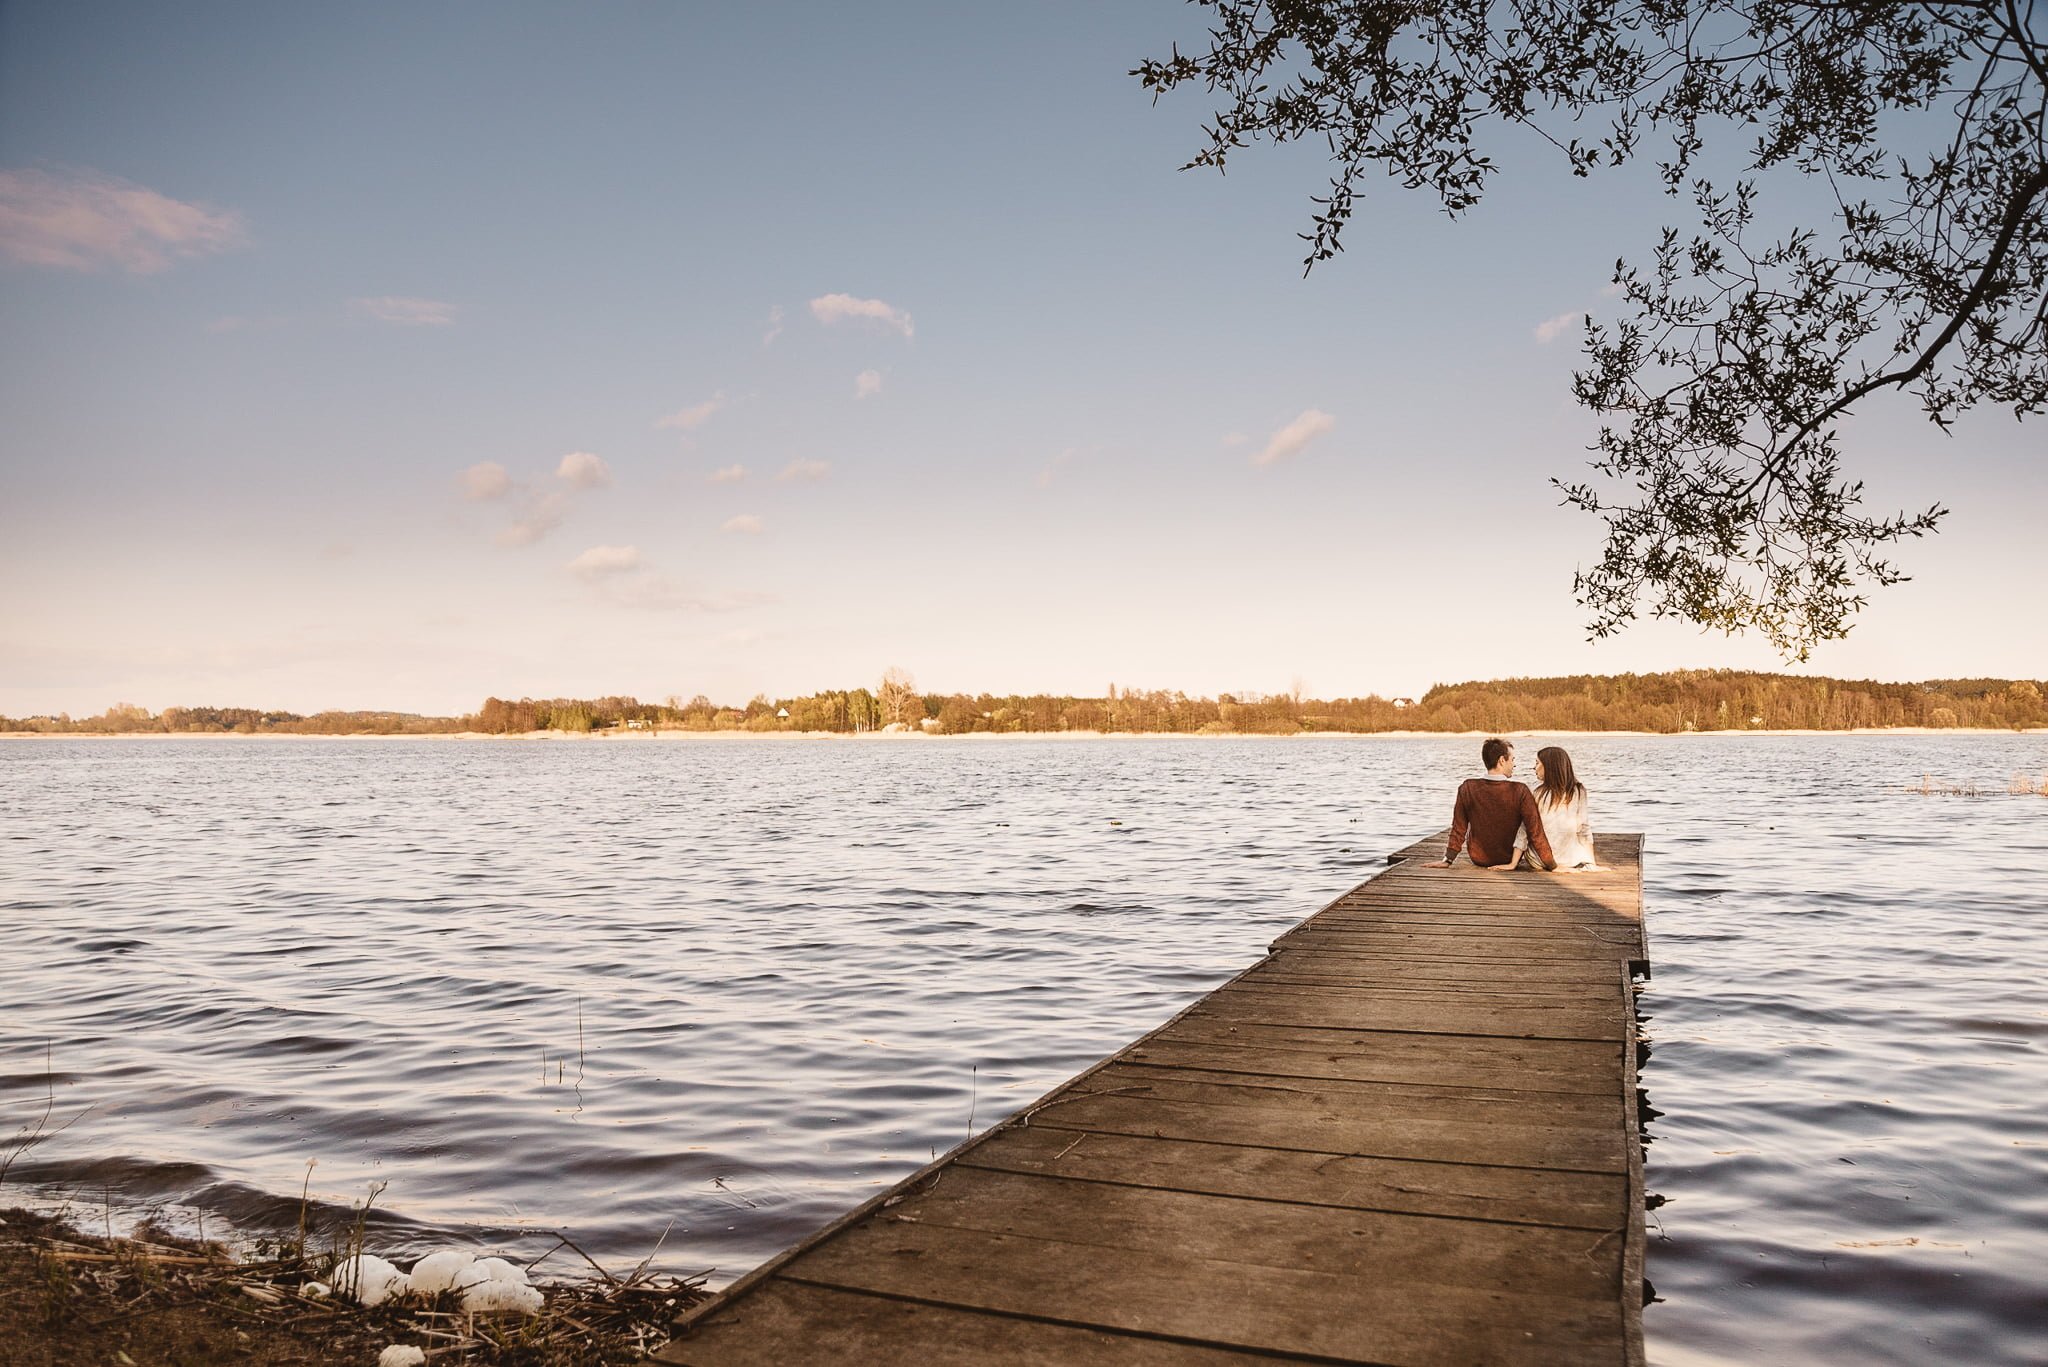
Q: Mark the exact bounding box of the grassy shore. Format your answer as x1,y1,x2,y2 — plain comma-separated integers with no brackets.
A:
0,1206,707,1366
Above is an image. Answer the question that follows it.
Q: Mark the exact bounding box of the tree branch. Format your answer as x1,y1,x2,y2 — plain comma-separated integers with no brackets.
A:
1753,159,2048,489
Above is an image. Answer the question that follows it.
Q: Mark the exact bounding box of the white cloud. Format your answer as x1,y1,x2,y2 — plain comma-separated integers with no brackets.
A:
463,453,608,546
809,292,914,338
566,544,644,578
0,167,245,273
460,461,512,501
556,451,612,488
716,627,768,647
777,458,831,484
564,545,756,613
497,492,569,547
656,394,725,431
1599,280,1625,298
1036,447,1079,489
854,369,883,400
612,580,707,610
205,314,284,334
707,464,746,484
1534,310,1586,343
351,296,456,327
1253,409,1335,467
762,305,785,347
721,514,764,534
1219,431,1249,447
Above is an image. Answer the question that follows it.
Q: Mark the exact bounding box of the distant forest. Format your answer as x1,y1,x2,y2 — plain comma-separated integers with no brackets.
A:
7,671,2045,735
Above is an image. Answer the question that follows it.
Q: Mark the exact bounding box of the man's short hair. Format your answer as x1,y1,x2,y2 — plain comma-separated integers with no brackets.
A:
1481,736,1513,770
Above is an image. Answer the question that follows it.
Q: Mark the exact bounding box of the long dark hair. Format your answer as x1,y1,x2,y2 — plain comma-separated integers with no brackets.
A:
1535,746,1586,807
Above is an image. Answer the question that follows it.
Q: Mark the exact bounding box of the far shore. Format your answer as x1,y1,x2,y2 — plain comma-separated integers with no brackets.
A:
5,726,2043,741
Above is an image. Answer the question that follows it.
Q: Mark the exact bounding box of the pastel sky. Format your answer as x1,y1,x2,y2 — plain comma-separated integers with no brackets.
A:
2,2,2040,716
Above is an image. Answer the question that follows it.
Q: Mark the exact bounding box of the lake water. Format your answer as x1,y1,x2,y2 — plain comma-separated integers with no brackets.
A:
3,735,2044,1364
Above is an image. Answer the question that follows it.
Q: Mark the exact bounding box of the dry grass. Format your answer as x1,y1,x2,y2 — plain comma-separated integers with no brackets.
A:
1903,773,1984,796
1901,770,2048,797
0,1205,709,1365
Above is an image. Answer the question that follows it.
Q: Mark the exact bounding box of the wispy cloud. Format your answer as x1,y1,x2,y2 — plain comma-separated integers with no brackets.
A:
460,461,512,501
777,458,831,484
464,452,610,545
1599,280,1625,298
716,627,769,647
206,314,285,335
498,492,569,547
351,296,456,327
556,451,611,489
0,167,245,274
707,464,746,484
656,393,725,431
721,514,763,534
1253,409,1335,467
762,304,785,347
854,369,883,400
1534,310,1586,343
565,544,755,613
810,292,914,338
1219,431,1249,448
567,544,644,578
1036,447,1080,489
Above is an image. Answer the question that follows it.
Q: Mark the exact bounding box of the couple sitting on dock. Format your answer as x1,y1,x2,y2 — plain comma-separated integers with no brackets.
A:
1423,736,1601,873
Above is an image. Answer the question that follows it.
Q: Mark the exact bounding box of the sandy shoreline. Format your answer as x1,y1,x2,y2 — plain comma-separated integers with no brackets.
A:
4,726,2042,741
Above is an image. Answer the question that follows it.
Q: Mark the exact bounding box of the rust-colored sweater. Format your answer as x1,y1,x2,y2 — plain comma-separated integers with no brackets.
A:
1445,776,1555,868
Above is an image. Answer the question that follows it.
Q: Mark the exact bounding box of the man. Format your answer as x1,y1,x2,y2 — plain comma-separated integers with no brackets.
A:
1422,737,1556,871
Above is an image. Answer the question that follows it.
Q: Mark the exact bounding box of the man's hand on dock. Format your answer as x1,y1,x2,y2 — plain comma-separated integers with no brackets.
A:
1421,859,1451,868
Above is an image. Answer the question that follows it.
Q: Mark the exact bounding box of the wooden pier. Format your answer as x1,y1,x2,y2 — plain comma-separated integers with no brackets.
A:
660,833,1649,1366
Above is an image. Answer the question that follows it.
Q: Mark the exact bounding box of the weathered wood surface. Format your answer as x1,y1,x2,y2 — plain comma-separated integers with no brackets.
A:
660,832,1649,1367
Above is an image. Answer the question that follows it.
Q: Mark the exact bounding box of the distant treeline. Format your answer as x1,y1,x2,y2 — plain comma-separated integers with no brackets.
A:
0,704,469,735
7,671,2046,735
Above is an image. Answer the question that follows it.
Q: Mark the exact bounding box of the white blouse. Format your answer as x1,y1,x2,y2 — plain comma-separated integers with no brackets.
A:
1515,789,1599,868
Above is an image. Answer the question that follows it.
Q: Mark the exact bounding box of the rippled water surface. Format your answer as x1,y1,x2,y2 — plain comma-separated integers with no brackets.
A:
3,735,2044,1363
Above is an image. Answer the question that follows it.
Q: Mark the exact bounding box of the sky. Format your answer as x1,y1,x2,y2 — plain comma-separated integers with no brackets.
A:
2,1,2041,716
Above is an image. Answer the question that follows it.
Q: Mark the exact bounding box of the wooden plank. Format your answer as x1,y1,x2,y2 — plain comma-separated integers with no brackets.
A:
1314,911,1642,929
1196,987,1630,1041
1268,929,1639,962
1313,909,1640,928
1225,974,1611,1000
665,1278,1301,1366
1127,1031,1624,1095
1021,1090,1630,1173
1336,884,1640,901
1265,949,1620,982
1295,910,1640,931
779,1220,1626,1365
1069,1063,1623,1130
957,1124,1626,1229
658,831,1650,1366
798,1166,1624,1301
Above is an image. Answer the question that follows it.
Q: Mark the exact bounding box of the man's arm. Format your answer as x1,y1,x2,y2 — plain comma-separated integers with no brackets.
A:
1440,782,1471,864
1518,787,1556,870
1424,783,1469,867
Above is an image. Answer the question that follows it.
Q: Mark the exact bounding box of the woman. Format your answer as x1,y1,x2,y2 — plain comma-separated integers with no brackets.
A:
1512,745,1601,871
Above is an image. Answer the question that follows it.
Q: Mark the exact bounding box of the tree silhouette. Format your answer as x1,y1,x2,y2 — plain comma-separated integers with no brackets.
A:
1136,2,2045,658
